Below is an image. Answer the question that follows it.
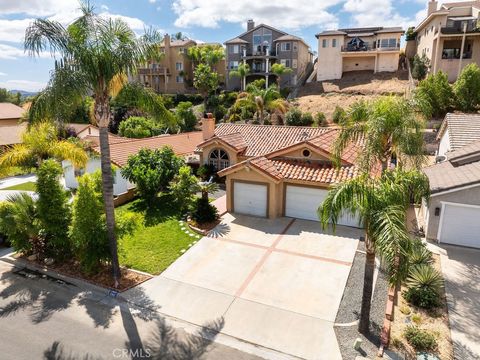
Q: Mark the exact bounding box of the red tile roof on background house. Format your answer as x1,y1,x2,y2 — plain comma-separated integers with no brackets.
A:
88,131,204,167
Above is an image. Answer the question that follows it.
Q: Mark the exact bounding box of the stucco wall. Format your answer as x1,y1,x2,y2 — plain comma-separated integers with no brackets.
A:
199,143,239,168
437,129,450,157
425,184,480,240
343,56,376,72
377,52,400,72
316,36,344,81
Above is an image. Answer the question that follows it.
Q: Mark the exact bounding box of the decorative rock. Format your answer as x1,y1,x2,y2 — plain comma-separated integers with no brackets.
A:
27,254,38,261
44,257,55,266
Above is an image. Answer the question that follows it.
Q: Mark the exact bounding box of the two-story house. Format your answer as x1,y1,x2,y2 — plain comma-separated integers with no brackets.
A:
224,20,313,90
415,0,480,82
315,27,404,81
136,35,226,94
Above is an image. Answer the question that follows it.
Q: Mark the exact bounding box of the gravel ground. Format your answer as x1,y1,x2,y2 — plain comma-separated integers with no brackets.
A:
334,240,389,359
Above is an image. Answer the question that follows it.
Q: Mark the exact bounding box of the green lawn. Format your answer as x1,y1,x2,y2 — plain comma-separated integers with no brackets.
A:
1,182,37,191
116,195,201,275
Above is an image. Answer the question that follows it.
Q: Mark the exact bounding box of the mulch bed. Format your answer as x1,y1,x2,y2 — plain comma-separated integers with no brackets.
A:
25,257,151,292
188,219,221,233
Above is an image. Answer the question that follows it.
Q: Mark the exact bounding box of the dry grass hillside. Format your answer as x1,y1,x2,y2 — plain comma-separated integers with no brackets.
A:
294,70,410,121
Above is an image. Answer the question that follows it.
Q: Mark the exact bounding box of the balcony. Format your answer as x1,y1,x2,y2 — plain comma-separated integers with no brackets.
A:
341,45,400,52
441,20,480,34
138,67,170,75
242,49,277,59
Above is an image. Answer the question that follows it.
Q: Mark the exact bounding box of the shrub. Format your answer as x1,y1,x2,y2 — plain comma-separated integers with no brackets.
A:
301,112,314,126
403,326,437,351
405,27,417,41
118,116,163,138
404,264,443,309
454,63,480,112
400,305,411,315
414,71,454,118
404,286,440,309
36,160,71,259
121,147,184,202
411,313,422,325
191,197,218,224
285,108,303,126
332,106,347,124
169,166,198,213
196,164,216,181
409,240,434,267
214,104,227,121
176,102,197,132
315,112,328,127
411,54,430,80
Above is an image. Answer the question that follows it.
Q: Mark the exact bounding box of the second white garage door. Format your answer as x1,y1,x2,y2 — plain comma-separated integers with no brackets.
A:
439,203,480,248
233,182,268,217
285,185,360,227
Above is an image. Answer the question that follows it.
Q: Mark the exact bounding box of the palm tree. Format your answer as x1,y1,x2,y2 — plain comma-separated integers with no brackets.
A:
229,63,250,91
24,2,173,286
270,63,293,89
235,84,288,124
0,122,87,170
196,181,219,201
334,96,426,172
318,169,429,335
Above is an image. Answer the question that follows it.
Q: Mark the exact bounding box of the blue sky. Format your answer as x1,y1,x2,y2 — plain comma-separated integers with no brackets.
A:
0,0,431,92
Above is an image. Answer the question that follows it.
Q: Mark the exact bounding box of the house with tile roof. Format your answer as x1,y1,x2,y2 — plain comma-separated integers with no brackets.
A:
0,102,27,149
422,139,480,248
196,115,372,226
436,112,480,159
315,26,404,81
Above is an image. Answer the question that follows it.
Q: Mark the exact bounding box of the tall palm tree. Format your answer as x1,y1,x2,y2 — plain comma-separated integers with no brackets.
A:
270,63,293,89
318,169,429,335
229,63,250,91
235,84,288,123
0,122,87,170
24,2,173,286
334,96,426,172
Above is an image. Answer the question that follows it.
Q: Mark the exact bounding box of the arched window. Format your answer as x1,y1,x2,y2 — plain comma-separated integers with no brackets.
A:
208,149,230,170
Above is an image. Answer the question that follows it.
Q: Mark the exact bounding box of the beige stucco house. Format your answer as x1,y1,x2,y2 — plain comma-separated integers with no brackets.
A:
414,0,480,82
315,27,404,81
196,115,372,226
0,102,26,150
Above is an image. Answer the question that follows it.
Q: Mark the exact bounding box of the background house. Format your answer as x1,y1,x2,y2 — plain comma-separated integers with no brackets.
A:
414,0,480,82
436,112,480,159
0,102,26,151
224,20,313,90
315,27,404,81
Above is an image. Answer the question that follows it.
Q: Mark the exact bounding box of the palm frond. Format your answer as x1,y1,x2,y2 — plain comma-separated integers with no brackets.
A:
50,140,88,168
0,144,32,169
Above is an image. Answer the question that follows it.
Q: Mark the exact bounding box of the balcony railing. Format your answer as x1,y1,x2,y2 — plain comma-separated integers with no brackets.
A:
242,49,277,58
341,45,400,52
138,67,170,75
441,20,480,34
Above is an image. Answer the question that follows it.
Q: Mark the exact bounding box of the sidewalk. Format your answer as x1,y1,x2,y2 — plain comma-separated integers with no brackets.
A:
212,195,227,216
0,174,37,189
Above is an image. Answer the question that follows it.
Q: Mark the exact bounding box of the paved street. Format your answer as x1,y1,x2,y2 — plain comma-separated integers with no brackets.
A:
0,174,36,189
0,260,263,360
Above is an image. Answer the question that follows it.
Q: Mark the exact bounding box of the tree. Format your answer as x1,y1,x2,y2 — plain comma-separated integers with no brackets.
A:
25,3,172,286
36,159,71,259
334,96,426,172
270,63,293,89
0,122,87,171
235,84,287,123
187,44,225,68
0,88,22,105
169,166,198,212
318,169,430,334
118,116,163,138
176,101,197,132
411,54,430,80
121,147,184,202
453,63,480,112
193,63,219,111
195,181,219,201
229,63,250,91
414,71,454,118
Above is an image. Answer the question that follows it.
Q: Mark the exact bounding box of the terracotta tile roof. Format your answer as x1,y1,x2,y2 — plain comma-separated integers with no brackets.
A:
66,123,92,133
213,123,330,157
216,132,247,151
83,134,129,147
307,129,363,165
89,131,204,167
0,122,27,146
0,103,24,120
437,113,480,150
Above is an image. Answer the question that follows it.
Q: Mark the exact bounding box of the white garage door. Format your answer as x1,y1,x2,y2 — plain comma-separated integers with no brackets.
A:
233,182,268,217
285,185,361,228
439,203,480,248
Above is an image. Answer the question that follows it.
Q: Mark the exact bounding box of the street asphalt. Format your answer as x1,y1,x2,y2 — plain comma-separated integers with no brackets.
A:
0,260,264,360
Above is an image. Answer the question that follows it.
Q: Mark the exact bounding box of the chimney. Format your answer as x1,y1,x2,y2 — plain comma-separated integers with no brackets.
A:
164,33,171,50
202,113,216,140
247,19,255,31
428,0,438,16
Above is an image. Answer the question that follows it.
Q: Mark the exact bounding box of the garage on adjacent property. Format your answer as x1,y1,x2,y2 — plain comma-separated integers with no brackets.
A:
284,185,360,227
438,203,480,248
232,181,268,217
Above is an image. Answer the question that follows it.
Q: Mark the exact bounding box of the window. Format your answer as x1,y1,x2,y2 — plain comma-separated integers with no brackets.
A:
281,42,291,51
176,75,184,83
208,149,230,170
229,61,239,70
281,59,291,67
175,62,183,71
322,39,328,48
229,45,239,54
302,149,311,158
293,42,298,51
292,59,298,68
332,39,337,48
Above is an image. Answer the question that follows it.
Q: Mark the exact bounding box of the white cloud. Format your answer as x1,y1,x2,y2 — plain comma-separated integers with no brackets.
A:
0,0,79,17
171,0,342,30
0,18,34,43
0,79,46,92
0,72,7,76
0,43,51,60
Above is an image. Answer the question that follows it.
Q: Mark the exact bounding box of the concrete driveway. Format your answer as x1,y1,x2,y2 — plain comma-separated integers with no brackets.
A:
124,214,363,359
440,245,480,360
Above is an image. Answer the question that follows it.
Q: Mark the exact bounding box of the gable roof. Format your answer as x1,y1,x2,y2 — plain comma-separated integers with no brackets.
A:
0,103,24,120
437,113,480,151
88,131,204,167
206,123,330,157
316,27,403,38
224,23,287,44
424,158,480,193
224,37,249,44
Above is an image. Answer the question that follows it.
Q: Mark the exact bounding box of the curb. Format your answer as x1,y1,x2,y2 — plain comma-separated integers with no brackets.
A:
378,285,396,357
